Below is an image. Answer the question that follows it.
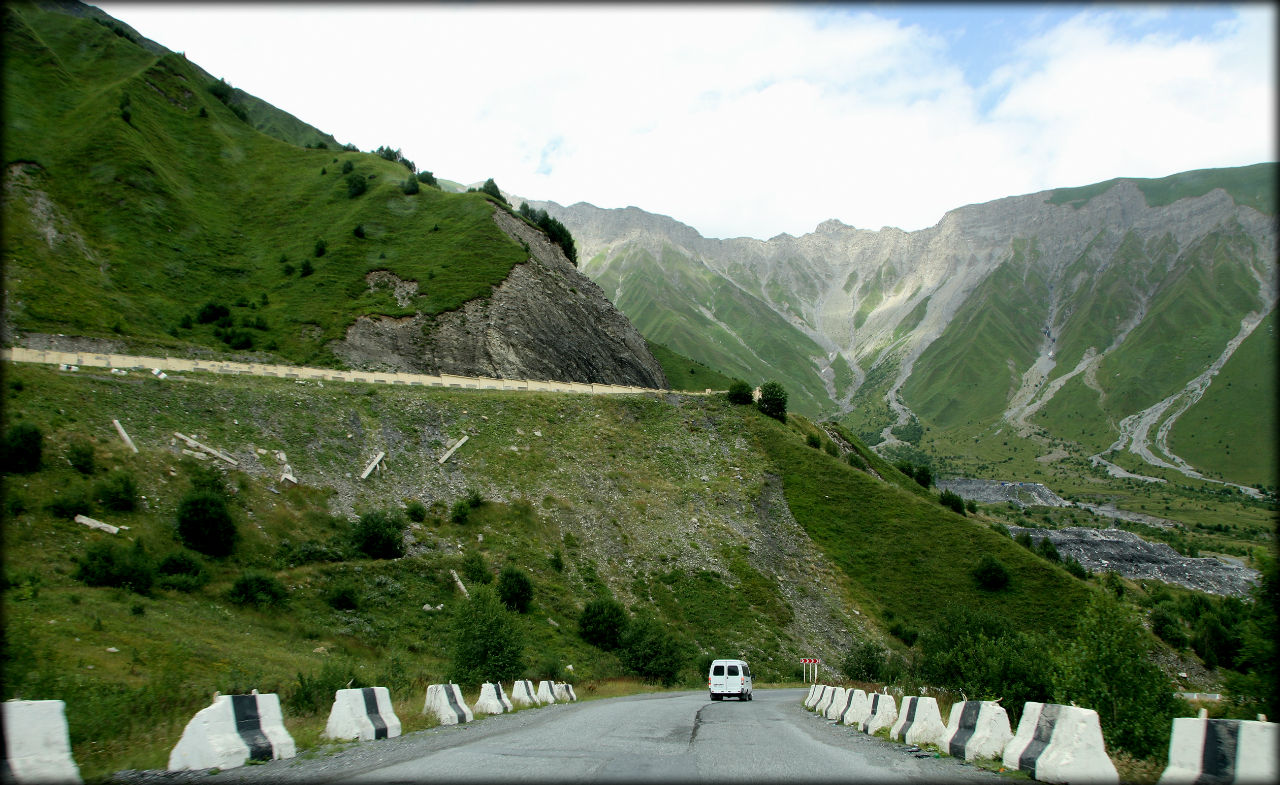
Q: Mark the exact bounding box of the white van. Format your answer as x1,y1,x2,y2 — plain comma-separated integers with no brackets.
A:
708,659,753,701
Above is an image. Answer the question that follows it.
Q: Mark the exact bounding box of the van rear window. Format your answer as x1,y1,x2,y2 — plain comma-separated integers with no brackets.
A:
727,665,739,676
712,665,724,676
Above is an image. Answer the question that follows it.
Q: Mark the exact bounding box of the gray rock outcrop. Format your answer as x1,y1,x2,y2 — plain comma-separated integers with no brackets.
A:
1006,526,1258,597
330,209,668,390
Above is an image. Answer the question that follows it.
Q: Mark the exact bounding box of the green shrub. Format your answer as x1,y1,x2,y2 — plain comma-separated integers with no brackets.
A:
823,440,840,457
1016,530,1034,549
888,620,918,646
1150,602,1188,649
3,423,43,474
401,177,419,195
497,567,533,613
346,173,367,198
405,500,427,522
1063,557,1090,580
67,439,96,474
549,549,565,572
1053,594,1181,758
341,160,354,174
74,540,155,595
313,239,326,258
449,585,525,686
416,170,437,186
45,484,92,519
756,381,787,421
300,259,314,277
806,433,821,449
465,488,484,508
175,491,237,557
156,550,208,592
227,571,288,608
578,597,627,651
1037,537,1062,563
196,302,230,324
726,380,753,405
353,223,365,238
286,659,366,715
842,638,888,681
971,554,1011,591
450,499,471,524
460,551,491,585
939,489,966,515
618,613,686,686
351,509,407,560
322,579,362,611
274,538,348,567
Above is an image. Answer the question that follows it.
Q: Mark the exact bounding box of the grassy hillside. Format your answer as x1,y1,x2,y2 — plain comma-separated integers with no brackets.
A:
3,360,1098,777
1048,163,1277,214
585,243,831,414
3,3,524,366
645,340,736,392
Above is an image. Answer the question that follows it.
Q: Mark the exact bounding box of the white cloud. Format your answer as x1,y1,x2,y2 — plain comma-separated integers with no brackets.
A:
96,3,1275,240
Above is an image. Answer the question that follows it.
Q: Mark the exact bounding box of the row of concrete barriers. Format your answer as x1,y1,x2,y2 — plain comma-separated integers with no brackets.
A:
2,347,719,397
803,684,1277,784
3,680,578,782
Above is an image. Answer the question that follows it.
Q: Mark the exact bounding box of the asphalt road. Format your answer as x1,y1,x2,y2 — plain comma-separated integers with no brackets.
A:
338,688,1001,783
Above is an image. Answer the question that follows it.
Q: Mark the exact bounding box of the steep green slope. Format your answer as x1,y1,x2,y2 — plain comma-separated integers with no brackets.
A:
1169,311,1277,488
1049,163,1276,214
900,240,1048,431
645,340,736,391
2,3,524,365
586,243,830,414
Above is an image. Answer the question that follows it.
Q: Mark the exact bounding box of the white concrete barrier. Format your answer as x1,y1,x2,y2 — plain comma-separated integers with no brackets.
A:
861,692,899,736
472,683,513,715
943,700,1013,761
891,696,949,747
553,683,576,702
423,683,473,725
536,681,557,705
815,686,837,715
168,693,295,771
840,689,870,727
1002,702,1117,784
803,684,819,707
2,700,82,784
1159,716,1277,785
831,689,860,726
323,687,401,742
510,680,540,707
824,687,849,721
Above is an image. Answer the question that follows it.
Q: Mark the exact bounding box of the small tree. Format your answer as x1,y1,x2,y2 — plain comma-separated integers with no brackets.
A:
450,585,525,685
940,489,966,515
416,170,437,187
346,172,367,198
578,597,627,651
726,380,752,405
300,259,314,277
619,613,687,686
75,539,156,595
480,177,506,204
2,423,43,474
497,566,533,613
352,509,407,560
842,638,888,682
971,554,1010,591
402,176,419,195
757,381,787,421
176,491,237,557
461,551,491,585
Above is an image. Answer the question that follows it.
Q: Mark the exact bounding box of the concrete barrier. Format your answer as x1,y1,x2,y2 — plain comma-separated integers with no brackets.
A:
536,681,557,705
832,689,861,726
423,684,473,725
803,684,819,707
472,683,513,715
942,700,1013,761
510,680,540,707
323,687,401,742
1159,716,1277,785
553,683,577,702
815,686,837,715
1002,702,1117,784
2,700,82,784
824,687,849,721
840,689,871,727
168,693,295,771
861,692,899,736
890,696,949,747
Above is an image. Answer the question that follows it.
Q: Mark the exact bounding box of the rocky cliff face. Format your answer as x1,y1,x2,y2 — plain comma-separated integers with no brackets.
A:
330,208,669,390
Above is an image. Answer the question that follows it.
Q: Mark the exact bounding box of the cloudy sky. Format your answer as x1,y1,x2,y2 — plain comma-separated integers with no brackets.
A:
96,2,1275,240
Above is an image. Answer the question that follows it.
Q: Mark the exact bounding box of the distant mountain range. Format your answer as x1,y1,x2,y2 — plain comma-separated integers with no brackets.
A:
519,163,1277,489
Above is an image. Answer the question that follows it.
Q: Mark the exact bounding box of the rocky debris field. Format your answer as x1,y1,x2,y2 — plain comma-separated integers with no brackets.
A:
1005,526,1258,597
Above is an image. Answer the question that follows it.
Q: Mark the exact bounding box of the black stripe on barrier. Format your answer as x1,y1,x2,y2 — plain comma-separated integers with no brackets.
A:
864,694,881,731
443,684,467,723
229,695,273,762
948,701,982,759
488,683,506,712
1196,719,1240,785
899,697,919,739
1018,704,1061,775
361,687,388,740
839,691,857,722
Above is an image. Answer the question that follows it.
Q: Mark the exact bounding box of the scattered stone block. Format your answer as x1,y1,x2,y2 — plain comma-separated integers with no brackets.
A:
168,692,295,772
359,452,385,480
112,419,138,453
75,514,118,535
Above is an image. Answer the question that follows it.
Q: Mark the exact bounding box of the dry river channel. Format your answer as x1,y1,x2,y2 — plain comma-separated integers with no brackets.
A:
113,688,1003,784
